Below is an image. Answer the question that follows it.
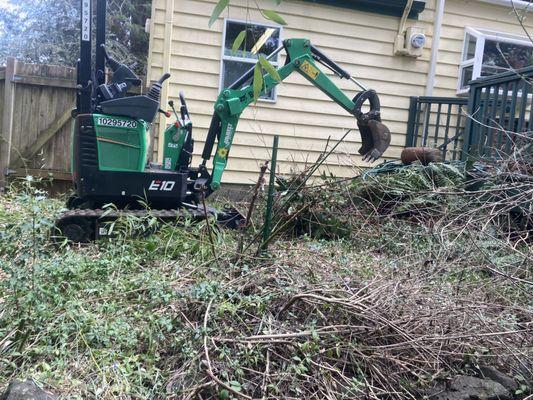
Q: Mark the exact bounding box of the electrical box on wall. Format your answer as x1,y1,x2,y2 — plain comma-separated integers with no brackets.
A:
394,26,426,57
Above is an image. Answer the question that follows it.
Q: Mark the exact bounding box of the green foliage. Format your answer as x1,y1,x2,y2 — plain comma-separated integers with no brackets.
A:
211,0,285,102
0,0,78,66
250,56,282,103
0,181,236,397
258,55,281,81
272,162,468,240
0,174,529,398
209,0,286,28
356,161,466,215
261,9,287,25
209,0,230,28
231,30,247,54
253,62,263,104
0,0,150,75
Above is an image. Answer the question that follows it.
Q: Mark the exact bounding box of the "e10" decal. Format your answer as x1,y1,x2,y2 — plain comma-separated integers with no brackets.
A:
148,180,175,191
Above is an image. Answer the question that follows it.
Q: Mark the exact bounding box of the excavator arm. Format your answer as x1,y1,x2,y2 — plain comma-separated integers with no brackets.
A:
201,38,391,191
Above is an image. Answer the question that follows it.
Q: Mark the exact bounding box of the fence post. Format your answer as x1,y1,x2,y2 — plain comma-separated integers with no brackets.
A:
405,96,419,147
462,83,478,162
262,135,279,251
0,57,17,192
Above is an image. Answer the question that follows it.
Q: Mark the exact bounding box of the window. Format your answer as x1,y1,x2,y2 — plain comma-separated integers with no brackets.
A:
220,19,282,101
458,27,533,93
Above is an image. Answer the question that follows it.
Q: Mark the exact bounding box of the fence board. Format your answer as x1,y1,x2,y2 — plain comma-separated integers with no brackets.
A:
0,72,5,139
0,59,77,190
0,58,17,189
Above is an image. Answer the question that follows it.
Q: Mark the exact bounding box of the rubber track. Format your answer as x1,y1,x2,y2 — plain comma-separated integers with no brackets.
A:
56,207,209,221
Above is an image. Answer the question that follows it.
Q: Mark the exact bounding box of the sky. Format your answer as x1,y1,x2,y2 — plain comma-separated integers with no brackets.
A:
0,0,18,12
0,0,22,40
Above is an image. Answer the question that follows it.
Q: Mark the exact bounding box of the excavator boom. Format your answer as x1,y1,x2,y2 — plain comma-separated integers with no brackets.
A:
200,38,392,191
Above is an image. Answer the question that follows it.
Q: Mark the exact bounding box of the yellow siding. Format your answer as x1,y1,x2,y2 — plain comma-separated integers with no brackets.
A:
433,0,533,97
147,0,533,185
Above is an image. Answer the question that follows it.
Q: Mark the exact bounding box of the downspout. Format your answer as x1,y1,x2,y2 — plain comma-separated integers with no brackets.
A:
157,0,174,162
425,0,445,96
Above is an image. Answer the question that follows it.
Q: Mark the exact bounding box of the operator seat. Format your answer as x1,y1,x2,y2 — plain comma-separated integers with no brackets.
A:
96,45,168,123
99,90,161,123
98,71,167,124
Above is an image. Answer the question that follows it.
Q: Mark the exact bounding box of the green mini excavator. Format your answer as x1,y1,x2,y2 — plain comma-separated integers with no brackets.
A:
55,0,391,242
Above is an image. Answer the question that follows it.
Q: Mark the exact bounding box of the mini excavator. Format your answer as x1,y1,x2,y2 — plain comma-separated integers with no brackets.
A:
55,0,391,242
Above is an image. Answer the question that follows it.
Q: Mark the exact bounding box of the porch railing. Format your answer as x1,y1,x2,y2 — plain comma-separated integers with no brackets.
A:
405,96,468,161
463,65,533,160
405,66,533,162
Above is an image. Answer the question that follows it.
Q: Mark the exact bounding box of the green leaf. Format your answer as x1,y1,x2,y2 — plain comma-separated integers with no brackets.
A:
253,63,263,103
258,56,281,82
262,9,287,25
209,0,230,28
229,380,242,392
231,30,246,54
219,389,230,399
275,0,282,4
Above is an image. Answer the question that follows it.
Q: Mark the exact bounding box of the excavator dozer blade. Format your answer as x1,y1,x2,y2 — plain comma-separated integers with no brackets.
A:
357,119,391,162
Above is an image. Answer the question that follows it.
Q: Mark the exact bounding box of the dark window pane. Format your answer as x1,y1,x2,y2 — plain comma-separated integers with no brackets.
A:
222,60,275,100
461,65,473,89
224,21,280,60
464,33,476,60
482,39,533,72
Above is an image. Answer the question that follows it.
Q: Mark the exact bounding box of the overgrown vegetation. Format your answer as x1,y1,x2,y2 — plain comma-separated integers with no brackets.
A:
0,156,531,398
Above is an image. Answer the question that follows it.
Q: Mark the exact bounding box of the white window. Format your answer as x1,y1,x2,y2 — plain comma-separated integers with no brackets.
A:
220,19,282,102
458,27,533,94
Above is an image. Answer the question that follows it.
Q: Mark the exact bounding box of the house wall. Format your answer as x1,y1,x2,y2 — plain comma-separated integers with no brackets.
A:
146,0,533,185
434,0,533,97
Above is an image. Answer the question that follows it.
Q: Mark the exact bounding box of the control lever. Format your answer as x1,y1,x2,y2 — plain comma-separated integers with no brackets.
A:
179,91,190,120
168,100,180,120
100,44,120,72
158,108,171,117
158,73,171,84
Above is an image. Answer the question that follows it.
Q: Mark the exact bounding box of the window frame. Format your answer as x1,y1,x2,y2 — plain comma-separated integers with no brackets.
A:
219,18,283,103
457,27,533,94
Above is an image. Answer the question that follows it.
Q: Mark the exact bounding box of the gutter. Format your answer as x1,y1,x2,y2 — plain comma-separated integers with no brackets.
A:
425,0,445,96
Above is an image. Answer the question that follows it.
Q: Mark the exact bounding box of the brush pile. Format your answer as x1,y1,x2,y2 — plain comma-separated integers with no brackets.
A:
0,151,531,398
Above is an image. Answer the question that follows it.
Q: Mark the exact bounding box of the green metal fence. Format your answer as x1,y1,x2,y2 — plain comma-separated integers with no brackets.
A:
406,66,533,161
405,96,468,160
463,65,533,161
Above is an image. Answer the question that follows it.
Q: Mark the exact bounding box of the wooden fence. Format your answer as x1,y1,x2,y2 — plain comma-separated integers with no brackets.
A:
0,57,77,190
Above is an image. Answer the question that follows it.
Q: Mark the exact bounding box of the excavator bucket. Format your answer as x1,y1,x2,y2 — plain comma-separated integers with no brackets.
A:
357,119,391,162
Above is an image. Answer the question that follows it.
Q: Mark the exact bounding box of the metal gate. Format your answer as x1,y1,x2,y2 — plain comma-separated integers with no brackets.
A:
405,96,468,160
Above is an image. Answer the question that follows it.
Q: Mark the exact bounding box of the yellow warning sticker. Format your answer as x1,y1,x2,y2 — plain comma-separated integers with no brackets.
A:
217,148,229,158
300,60,320,80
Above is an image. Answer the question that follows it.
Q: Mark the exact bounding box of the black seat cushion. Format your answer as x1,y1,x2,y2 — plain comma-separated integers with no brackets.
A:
99,95,159,123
